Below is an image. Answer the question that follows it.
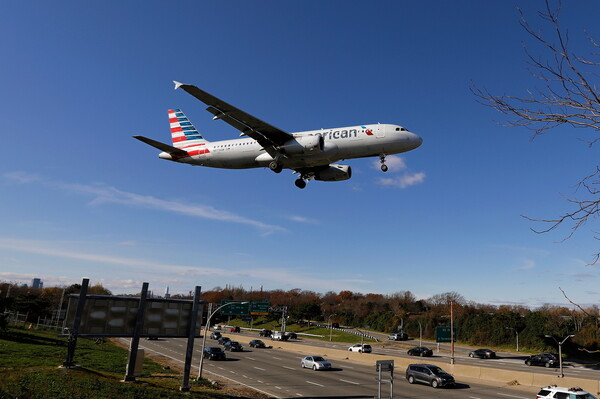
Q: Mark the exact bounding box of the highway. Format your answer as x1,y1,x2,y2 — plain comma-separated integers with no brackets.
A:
119,335,551,399
267,331,600,380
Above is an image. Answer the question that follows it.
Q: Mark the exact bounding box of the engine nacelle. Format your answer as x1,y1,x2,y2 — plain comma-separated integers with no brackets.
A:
314,164,352,181
280,135,324,155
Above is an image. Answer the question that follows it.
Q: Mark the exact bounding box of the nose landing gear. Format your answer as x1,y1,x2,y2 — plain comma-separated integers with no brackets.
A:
379,154,388,172
294,179,306,189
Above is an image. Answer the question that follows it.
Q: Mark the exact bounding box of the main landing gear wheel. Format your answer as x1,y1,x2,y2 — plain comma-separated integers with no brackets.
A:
269,161,283,173
379,154,388,172
295,179,306,189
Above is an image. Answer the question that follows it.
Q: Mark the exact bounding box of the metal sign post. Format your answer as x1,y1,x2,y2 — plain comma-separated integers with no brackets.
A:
63,278,89,368
375,360,394,399
124,282,149,382
180,286,201,392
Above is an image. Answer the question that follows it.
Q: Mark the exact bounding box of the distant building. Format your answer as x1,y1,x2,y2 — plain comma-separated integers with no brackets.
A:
31,278,43,289
164,286,170,298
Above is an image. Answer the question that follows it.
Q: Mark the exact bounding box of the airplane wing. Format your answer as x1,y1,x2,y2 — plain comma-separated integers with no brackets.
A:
173,81,293,151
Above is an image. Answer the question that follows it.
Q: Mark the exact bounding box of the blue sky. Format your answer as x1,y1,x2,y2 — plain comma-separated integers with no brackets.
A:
1,1,599,307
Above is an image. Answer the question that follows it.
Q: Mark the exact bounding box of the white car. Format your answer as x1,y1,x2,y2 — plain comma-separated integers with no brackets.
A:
348,344,372,353
536,386,597,399
301,356,331,371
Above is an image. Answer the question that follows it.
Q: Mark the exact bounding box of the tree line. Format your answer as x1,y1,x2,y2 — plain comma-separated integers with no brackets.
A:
1,281,598,357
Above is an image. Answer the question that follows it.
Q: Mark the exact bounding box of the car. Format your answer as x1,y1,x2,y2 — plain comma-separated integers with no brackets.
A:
230,326,241,333
209,331,222,340
203,346,226,360
388,332,408,341
271,331,289,341
348,344,372,353
407,346,433,357
406,364,455,388
218,336,231,345
223,341,243,352
213,325,222,330
249,339,267,348
287,332,297,340
301,355,331,371
469,348,496,359
259,329,272,337
536,385,598,399
525,353,559,368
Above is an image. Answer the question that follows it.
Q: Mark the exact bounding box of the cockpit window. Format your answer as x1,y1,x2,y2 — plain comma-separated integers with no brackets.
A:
396,127,408,131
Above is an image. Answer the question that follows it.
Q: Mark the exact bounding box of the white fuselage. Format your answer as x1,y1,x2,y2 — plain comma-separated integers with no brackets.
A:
169,123,422,169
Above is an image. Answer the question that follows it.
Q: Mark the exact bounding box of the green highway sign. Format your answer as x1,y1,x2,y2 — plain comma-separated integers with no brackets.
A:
435,326,457,343
250,301,270,315
220,300,250,315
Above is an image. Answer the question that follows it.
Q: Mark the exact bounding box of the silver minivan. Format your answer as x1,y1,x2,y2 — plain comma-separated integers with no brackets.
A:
405,364,455,388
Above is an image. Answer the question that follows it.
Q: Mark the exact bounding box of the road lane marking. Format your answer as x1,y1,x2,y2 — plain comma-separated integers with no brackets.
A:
339,378,359,385
469,396,481,399
272,356,282,360
498,394,529,399
254,367,266,371
134,345,281,399
246,357,256,360
283,366,295,370
305,380,324,387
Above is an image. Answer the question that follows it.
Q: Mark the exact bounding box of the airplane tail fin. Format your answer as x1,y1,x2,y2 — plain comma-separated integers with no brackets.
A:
168,109,208,149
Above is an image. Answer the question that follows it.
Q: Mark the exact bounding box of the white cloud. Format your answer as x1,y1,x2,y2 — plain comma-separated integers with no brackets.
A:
288,215,319,224
4,172,285,234
377,172,426,189
0,238,370,294
515,259,536,271
3,171,40,184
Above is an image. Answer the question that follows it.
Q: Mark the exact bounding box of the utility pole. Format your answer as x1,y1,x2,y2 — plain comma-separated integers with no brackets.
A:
545,334,574,378
450,300,455,364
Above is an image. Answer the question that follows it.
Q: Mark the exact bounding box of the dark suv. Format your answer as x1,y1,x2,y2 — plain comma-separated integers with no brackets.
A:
524,353,558,368
203,346,226,360
406,364,455,388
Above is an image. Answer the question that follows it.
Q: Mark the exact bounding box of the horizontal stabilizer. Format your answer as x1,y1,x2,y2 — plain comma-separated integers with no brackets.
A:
133,135,188,156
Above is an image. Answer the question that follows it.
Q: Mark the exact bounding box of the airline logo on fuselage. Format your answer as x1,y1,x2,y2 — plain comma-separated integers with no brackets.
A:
316,127,364,140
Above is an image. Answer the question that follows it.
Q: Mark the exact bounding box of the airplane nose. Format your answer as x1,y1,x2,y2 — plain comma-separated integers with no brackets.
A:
411,133,423,149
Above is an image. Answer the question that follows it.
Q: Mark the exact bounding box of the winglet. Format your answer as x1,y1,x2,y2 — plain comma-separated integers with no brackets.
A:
173,80,184,90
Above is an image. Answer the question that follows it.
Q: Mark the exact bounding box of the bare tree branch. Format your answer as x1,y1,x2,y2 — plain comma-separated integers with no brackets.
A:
472,0,600,261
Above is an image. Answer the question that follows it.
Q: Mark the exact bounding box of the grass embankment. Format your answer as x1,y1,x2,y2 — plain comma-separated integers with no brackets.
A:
0,328,241,399
227,318,372,344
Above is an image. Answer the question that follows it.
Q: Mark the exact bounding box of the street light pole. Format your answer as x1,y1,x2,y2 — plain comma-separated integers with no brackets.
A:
417,321,422,347
197,301,248,380
506,327,519,352
328,314,337,342
545,334,574,378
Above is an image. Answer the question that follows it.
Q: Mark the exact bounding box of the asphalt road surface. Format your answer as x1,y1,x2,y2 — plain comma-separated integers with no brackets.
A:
122,336,548,399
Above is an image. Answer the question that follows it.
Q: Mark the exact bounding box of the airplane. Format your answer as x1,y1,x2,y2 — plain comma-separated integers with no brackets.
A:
134,81,423,189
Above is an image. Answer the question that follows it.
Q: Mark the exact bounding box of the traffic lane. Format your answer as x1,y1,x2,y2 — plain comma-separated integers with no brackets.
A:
188,338,377,398
135,338,536,399
200,341,535,399
298,338,597,379
216,346,377,398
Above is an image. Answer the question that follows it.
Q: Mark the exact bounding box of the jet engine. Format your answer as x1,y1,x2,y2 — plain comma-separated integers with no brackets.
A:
314,164,352,181
280,135,324,155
